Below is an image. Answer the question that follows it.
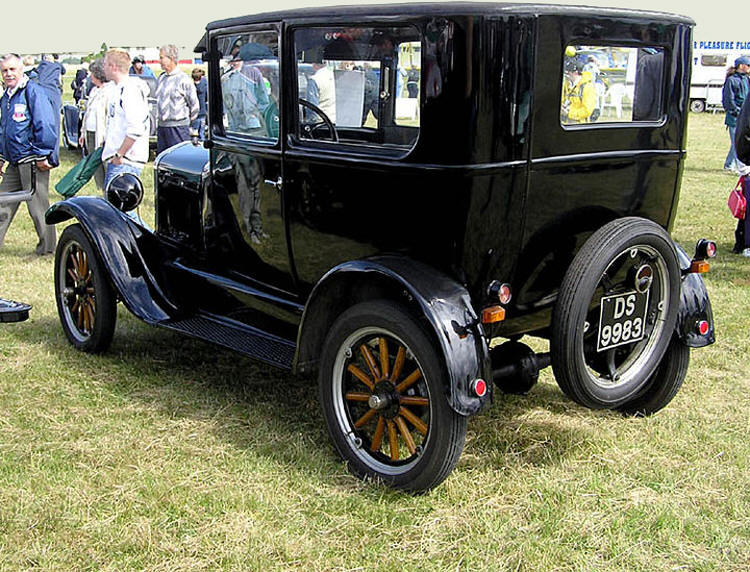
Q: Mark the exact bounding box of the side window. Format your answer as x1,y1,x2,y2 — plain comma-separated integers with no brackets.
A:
561,45,665,125
700,54,727,67
293,25,420,150
216,30,279,142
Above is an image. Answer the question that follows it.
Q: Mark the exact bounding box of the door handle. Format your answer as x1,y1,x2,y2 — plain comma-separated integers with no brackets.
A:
264,176,283,191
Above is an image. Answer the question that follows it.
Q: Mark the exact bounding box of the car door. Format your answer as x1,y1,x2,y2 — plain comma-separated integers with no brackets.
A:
204,26,301,336
282,24,425,294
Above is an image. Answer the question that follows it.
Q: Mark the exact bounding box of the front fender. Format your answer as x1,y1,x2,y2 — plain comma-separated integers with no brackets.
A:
297,255,491,416
46,197,178,324
674,242,715,348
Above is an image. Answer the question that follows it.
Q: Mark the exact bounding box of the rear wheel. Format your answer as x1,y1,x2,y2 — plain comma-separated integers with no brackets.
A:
319,300,466,492
551,218,680,409
54,224,117,353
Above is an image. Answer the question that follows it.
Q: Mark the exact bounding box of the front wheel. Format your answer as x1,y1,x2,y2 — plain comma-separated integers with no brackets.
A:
551,218,681,409
319,300,467,492
54,224,117,353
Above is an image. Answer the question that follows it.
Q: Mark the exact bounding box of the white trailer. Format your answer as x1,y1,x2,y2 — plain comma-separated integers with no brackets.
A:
690,40,750,113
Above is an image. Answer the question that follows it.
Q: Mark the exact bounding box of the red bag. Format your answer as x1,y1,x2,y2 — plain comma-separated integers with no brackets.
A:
728,177,746,219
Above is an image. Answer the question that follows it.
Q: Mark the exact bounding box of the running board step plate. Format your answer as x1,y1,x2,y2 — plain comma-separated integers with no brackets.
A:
162,314,295,370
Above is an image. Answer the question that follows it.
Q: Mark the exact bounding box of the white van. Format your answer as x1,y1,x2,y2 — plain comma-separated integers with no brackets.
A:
690,40,750,113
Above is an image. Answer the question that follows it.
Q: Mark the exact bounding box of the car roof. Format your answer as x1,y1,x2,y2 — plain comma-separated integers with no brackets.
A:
196,2,693,51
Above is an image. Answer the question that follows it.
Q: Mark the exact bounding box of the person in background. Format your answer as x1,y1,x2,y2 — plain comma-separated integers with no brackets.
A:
155,44,198,154
72,62,89,103
307,60,336,123
78,58,114,189
722,56,750,174
129,55,155,79
561,59,597,123
0,53,58,255
191,68,208,139
732,91,750,256
101,49,149,191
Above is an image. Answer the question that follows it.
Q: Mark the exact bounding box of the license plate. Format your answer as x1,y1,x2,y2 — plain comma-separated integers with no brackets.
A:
597,290,649,352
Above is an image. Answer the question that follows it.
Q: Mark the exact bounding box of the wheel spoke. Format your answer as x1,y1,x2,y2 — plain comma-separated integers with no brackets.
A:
379,337,389,379
395,415,417,455
395,369,422,393
387,420,399,461
80,250,89,278
400,396,429,407
67,268,78,283
360,344,381,380
354,407,378,429
76,300,84,330
370,417,385,452
347,364,375,391
390,346,406,382
345,392,371,402
70,250,80,275
400,406,428,435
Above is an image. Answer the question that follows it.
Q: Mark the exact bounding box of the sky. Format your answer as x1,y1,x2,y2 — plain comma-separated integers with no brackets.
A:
0,0,743,54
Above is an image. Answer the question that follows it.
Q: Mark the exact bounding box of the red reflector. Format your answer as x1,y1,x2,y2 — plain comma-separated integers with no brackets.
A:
706,242,717,258
698,320,710,336
689,261,710,274
498,283,512,304
472,378,487,397
482,305,506,324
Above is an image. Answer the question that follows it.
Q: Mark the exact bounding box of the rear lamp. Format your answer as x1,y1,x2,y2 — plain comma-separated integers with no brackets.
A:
488,281,512,305
471,378,488,397
697,320,710,336
694,239,717,260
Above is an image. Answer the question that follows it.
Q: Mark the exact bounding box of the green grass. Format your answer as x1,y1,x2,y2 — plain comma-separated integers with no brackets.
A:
0,112,748,570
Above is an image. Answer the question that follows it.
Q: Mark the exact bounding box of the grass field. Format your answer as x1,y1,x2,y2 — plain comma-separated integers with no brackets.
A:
0,111,748,571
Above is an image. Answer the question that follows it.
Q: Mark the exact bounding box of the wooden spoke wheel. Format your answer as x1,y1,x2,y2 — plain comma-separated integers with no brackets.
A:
54,224,116,353
320,301,466,492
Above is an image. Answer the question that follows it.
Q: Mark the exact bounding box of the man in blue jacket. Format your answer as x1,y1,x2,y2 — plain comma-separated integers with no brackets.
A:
0,53,58,255
722,56,750,173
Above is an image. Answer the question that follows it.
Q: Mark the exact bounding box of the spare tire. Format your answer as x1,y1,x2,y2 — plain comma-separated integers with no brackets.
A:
550,217,680,409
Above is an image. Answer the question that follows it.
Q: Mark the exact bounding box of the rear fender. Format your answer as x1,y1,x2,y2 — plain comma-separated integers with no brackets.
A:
46,197,178,324
674,241,715,347
296,255,492,416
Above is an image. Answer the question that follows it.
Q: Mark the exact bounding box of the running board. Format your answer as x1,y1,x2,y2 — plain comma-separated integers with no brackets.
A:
161,314,295,370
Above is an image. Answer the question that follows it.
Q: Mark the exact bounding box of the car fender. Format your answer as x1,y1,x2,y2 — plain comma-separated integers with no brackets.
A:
46,197,178,324
674,241,715,347
296,255,492,416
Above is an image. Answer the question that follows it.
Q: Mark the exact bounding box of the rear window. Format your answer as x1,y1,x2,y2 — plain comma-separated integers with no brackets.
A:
561,45,665,125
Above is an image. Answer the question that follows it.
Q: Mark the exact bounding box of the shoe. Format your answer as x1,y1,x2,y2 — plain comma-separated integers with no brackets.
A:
742,248,750,257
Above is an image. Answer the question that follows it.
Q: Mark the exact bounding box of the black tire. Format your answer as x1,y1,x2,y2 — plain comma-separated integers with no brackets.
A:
551,217,681,409
689,99,705,113
319,300,467,492
617,335,689,417
54,224,117,353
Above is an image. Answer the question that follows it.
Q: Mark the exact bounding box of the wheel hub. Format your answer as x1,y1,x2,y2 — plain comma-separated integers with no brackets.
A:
368,380,401,419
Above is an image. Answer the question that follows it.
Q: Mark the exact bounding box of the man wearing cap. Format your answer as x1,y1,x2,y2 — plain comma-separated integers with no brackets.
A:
722,56,750,173
129,55,155,79
155,44,198,154
0,53,58,255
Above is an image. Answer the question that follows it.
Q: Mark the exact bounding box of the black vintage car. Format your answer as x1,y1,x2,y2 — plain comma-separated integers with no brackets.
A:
46,3,715,492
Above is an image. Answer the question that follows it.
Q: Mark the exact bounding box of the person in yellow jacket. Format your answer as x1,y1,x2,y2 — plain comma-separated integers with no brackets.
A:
561,59,597,124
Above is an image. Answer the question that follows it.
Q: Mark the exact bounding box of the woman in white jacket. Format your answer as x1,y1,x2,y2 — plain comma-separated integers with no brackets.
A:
78,58,116,189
